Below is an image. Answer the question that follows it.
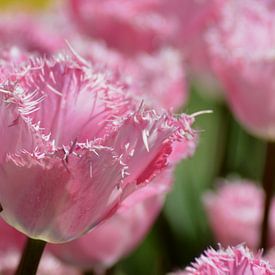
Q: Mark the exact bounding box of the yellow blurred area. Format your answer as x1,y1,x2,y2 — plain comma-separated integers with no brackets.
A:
0,0,51,10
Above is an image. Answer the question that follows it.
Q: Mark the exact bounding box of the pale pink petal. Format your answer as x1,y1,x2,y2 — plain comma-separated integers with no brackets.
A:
124,48,187,111
103,109,196,189
72,41,188,111
50,169,172,271
0,144,125,243
69,0,176,55
0,84,45,163
0,13,65,55
2,53,134,147
158,0,224,47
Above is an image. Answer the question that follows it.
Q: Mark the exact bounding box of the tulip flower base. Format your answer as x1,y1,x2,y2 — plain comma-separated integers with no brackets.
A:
15,238,46,275
260,142,275,250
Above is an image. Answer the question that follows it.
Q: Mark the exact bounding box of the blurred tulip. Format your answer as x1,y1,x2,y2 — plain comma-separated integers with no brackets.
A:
122,48,187,111
158,0,224,47
159,0,226,99
0,13,65,55
207,0,275,140
72,40,188,111
0,219,80,275
50,169,173,273
69,0,176,55
169,244,275,274
0,6,188,111
203,179,275,249
69,0,225,56
0,50,197,243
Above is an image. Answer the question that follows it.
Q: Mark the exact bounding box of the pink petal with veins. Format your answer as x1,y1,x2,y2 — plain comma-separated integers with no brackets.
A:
50,169,172,272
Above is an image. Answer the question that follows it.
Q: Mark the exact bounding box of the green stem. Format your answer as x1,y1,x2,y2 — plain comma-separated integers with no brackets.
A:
83,266,115,275
259,141,275,250
15,237,46,275
105,266,116,275
83,271,96,275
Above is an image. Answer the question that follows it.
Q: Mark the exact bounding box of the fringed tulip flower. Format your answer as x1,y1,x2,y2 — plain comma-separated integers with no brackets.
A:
203,179,275,249
50,169,173,273
170,244,275,274
0,50,197,243
0,219,80,275
207,0,275,139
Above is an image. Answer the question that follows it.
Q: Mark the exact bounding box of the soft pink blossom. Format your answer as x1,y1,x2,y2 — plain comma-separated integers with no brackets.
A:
69,0,176,55
122,48,187,111
50,169,172,272
72,41,187,111
0,13,65,55
203,179,275,249
158,0,225,47
0,219,80,275
0,50,197,243
69,0,225,56
207,0,275,140
170,244,275,275
159,0,225,99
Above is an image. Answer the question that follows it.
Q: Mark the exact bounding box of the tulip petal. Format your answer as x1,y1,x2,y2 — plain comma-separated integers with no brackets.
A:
0,143,125,243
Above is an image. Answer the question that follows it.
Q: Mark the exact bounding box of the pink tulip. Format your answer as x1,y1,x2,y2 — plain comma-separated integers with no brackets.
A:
72,40,187,111
122,48,187,111
50,169,172,272
203,179,275,249
207,0,275,139
0,13,65,55
158,0,226,99
69,0,176,55
0,50,197,243
0,219,80,275
69,0,225,56
169,244,275,274
158,0,224,47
